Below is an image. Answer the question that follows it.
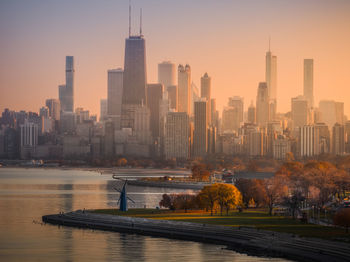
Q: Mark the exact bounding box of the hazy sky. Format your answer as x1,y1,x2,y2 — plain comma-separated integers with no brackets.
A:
1,0,350,118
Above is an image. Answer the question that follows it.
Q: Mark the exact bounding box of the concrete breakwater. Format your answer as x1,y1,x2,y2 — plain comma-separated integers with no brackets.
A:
42,210,350,262
127,180,208,190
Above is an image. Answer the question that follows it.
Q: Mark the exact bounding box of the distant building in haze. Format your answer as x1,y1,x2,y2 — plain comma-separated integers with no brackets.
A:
177,64,191,115
256,82,269,127
59,56,75,113
332,123,345,155
158,61,176,89
201,72,211,125
291,96,310,129
167,85,178,111
100,99,107,121
147,83,163,139
107,68,123,129
248,101,256,124
165,112,189,160
303,59,314,108
193,100,208,158
45,99,60,120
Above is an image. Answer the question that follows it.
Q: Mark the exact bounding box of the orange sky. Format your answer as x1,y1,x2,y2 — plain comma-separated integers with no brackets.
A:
1,0,350,118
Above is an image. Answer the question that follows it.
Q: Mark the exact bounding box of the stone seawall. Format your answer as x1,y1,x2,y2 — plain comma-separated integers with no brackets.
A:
42,210,350,262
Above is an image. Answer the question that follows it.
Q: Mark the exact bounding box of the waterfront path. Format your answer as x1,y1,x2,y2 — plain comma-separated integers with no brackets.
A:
42,210,350,262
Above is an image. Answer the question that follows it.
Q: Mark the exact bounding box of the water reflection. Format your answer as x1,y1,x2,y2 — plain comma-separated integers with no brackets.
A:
0,168,289,262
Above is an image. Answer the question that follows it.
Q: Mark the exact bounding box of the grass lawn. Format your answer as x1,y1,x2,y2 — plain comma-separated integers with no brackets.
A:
92,208,350,242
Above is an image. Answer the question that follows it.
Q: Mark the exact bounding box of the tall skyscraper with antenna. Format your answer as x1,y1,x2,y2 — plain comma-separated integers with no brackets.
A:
121,4,148,129
265,39,277,101
122,7,147,106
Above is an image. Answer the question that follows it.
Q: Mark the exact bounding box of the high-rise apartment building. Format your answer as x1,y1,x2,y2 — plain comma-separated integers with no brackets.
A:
265,47,277,101
177,64,191,115
108,69,123,116
300,125,319,157
291,96,310,129
201,73,211,125
303,59,314,108
228,96,244,128
147,83,163,139
59,56,75,113
107,68,123,129
256,82,269,127
165,112,189,160
167,85,178,111
100,99,107,121
45,99,60,120
158,61,176,89
210,99,217,126
319,100,344,130
193,100,208,158
248,101,256,124
332,123,345,155
20,120,38,159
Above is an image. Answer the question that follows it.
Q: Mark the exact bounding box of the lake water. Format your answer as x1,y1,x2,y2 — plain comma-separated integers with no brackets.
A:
0,168,288,262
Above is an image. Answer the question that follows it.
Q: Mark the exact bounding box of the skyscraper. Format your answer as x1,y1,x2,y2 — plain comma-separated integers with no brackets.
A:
228,96,244,128
291,96,310,129
121,8,148,132
332,123,345,155
107,68,123,128
165,112,189,160
45,99,60,120
300,125,319,157
122,36,147,105
265,46,277,101
100,99,107,121
167,85,178,111
303,59,314,108
319,100,344,130
178,64,191,115
58,56,75,113
201,73,211,125
147,83,163,139
158,61,176,89
193,100,208,158
256,82,270,127
65,56,74,112
248,101,256,124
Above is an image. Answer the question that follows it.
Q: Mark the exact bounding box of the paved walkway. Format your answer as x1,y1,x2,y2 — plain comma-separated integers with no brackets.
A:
43,210,350,262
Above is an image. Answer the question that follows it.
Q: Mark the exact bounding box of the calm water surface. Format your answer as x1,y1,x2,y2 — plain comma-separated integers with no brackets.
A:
0,168,289,262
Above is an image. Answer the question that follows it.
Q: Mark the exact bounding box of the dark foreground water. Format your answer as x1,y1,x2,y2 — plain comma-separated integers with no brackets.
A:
0,168,288,262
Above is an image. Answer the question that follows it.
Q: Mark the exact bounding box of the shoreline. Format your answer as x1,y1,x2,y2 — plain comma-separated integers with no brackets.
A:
42,210,350,262
127,179,207,190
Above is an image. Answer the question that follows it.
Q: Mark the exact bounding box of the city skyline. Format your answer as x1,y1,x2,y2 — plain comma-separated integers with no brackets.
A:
1,0,350,118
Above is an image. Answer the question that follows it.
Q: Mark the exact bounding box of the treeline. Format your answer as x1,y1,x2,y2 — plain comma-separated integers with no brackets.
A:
159,183,242,216
236,160,350,217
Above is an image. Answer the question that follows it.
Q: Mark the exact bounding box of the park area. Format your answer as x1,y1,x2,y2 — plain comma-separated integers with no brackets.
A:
93,208,350,243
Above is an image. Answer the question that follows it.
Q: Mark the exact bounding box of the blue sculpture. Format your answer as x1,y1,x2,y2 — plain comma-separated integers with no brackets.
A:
113,175,135,212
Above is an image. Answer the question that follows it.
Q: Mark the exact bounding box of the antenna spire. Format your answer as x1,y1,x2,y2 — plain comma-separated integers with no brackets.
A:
268,36,271,52
140,8,142,36
128,0,131,37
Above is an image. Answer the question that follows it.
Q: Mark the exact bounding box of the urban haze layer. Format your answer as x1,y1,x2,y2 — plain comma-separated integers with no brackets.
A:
0,6,348,165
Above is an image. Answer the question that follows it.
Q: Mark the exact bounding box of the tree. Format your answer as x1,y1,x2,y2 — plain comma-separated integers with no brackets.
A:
159,194,177,211
235,179,266,208
173,194,196,212
263,176,288,215
198,184,219,216
283,190,305,219
191,164,211,181
216,184,242,215
334,208,350,233
116,158,127,167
